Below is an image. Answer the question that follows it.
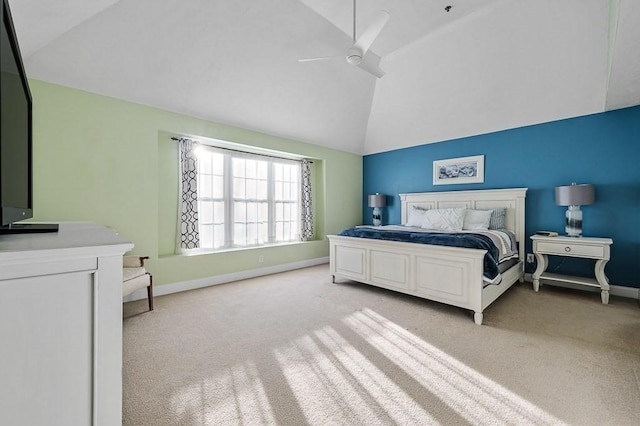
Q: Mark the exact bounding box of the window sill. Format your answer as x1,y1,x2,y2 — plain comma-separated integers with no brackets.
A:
159,239,321,259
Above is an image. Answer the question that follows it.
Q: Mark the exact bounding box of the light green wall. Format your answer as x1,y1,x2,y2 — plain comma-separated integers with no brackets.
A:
30,80,362,285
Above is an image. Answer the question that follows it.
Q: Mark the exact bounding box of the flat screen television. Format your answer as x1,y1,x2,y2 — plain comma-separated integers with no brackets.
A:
0,0,56,233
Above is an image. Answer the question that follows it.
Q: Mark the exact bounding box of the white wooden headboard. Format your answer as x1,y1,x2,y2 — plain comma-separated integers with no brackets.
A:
399,188,528,260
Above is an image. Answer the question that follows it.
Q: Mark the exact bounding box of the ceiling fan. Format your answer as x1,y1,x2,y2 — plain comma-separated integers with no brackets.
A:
298,0,391,78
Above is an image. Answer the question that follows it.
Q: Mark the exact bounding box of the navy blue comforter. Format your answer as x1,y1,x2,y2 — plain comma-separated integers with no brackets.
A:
338,227,501,282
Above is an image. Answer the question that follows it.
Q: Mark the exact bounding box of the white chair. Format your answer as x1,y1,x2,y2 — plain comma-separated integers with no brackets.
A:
123,255,153,311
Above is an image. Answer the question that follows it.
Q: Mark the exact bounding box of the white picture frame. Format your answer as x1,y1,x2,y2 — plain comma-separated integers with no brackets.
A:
433,155,484,185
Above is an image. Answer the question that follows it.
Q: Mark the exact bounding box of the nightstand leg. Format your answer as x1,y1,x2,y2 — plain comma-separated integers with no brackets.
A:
532,253,548,292
595,259,610,305
474,312,483,325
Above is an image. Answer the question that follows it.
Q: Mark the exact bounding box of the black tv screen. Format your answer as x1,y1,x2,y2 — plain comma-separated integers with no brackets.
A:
1,0,33,227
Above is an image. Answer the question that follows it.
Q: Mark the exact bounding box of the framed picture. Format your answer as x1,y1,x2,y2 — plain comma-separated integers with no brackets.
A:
433,155,484,185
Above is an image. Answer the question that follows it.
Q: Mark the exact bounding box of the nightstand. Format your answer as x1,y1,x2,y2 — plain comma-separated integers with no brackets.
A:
530,235,613,304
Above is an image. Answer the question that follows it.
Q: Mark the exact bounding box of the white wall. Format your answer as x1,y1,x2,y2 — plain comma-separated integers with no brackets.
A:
364,0,609,154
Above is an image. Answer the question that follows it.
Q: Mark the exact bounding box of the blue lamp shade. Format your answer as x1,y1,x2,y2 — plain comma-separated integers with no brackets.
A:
555,183,595,237
368,194,386,226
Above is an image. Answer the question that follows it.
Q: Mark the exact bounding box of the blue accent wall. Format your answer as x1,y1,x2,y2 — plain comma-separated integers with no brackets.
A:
363,106,640,288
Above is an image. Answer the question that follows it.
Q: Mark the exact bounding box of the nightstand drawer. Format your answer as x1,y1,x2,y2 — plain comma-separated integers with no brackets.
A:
536,241,604,258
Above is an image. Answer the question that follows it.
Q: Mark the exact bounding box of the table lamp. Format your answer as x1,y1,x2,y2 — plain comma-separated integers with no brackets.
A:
368,193,386,226
555,183,595,237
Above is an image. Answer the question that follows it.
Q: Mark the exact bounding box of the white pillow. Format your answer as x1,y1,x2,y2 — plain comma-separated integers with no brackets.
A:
405,206,427,227
422,208,466,231
463,209,493,230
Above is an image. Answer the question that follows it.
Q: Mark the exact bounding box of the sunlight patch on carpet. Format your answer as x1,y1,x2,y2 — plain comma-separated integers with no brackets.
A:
314,326,439,424
344,308,567,426
274,334,390,424
169,361,276,425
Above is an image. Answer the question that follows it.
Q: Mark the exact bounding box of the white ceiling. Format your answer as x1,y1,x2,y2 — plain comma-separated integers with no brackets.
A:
8,0,640,155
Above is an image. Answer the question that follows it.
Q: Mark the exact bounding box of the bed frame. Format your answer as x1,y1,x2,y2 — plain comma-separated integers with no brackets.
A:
328,188,528,325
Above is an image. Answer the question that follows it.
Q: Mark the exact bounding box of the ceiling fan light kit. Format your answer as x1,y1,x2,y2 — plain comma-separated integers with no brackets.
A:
298,0,390,78
346,48,363,65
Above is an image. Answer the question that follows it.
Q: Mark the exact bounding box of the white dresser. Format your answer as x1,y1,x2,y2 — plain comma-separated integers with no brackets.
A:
0,223,133,426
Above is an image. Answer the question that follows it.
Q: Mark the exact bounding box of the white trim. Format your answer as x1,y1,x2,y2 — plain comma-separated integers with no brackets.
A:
123,260,640,303
123,257,329,302
524,273,639,299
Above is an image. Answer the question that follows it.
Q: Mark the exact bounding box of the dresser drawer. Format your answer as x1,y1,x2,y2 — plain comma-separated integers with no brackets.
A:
536,241,605,258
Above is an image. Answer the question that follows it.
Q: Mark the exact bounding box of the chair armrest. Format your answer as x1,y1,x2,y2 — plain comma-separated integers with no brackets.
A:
123,255,149,268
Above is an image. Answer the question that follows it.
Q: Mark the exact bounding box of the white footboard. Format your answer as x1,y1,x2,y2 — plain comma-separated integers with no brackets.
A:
329,235,491,324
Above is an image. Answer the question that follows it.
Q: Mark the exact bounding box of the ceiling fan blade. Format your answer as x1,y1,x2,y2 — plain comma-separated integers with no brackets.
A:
353,10,390,56
297,55,341,63
357,51,385,78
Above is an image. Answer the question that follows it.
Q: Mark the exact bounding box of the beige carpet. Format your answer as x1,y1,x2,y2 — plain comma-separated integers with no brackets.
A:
123,264,640,425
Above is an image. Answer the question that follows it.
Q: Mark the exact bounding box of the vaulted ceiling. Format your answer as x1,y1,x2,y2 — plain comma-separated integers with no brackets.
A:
9,0,640,155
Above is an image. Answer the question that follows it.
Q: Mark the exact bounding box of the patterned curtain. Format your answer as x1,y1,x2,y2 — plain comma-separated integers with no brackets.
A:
300,159,314,241
177,138,200,251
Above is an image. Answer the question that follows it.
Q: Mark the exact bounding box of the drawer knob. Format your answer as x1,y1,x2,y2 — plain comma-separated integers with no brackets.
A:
564,246,571,252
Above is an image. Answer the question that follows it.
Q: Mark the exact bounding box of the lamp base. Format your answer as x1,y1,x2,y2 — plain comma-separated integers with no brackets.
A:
565,205,583,237
372,207,382,227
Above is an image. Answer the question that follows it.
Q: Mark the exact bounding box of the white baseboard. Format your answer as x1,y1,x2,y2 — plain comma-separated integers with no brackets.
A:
123,257,330,302
523,273,639,299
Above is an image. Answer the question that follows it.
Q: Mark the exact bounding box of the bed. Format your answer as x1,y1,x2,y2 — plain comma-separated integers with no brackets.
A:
328,188,528,325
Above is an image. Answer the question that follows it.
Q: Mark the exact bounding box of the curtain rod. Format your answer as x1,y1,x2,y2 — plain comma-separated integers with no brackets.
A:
171,137,312,163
